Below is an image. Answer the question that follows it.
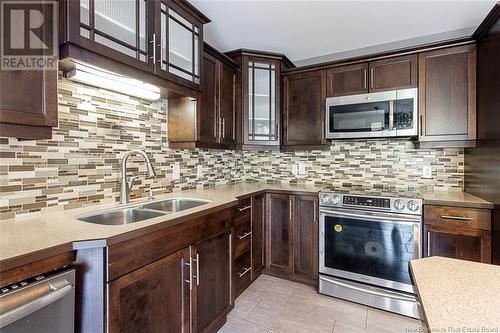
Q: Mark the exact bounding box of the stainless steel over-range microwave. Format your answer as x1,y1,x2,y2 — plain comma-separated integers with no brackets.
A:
325,88,418,139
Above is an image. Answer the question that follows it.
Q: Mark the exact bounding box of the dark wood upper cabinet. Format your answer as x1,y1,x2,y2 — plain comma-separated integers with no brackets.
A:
108,248,191,333
168,44,238,149
327,55,417,97
198,52,218,144
1,0,58,139
220,61,237,146
251,194,266,279
327,63,368,97
192,228,233,333
60,0,209,89
266,193,294,275
226,49,294,150
282,70,327,148
0,69,58,139
154,0,205,88
368,54,417,92
293,195,319,283
417,44,477,147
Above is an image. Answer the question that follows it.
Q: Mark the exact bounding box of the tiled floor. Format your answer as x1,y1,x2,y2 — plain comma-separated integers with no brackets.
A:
218,275,423,333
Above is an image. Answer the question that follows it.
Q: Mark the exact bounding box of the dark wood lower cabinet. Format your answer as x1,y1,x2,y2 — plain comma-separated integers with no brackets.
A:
251,194,266,278
293,195,319,283
192,228,233,333
266,193,294,275
424,225,491,263
423,205,492,263
108,248,191,333
265,193,319,285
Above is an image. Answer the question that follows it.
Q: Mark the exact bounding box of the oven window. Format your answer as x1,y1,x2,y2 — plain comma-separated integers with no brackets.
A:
324,215,416,285
329,101,390,132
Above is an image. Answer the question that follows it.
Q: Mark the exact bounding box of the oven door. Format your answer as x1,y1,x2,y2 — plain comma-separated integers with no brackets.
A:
319,208,421,293
326,90,397,139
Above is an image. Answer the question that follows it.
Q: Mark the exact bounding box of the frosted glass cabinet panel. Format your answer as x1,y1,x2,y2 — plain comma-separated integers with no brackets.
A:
248,61,278,142
159,2,201,84
79,0,148,63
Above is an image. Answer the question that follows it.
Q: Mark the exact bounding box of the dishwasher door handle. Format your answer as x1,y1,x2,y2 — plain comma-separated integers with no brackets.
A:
0,279,73,329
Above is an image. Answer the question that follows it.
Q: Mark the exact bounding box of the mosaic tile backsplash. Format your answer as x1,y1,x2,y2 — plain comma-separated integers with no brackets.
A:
0,77,464,219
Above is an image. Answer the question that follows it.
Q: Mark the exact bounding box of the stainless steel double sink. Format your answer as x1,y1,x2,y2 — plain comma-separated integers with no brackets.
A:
77,198,210,225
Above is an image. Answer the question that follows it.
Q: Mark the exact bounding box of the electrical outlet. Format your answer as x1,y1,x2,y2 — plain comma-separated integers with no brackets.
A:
196,165,203,178
422,165,432,179
291,164,298,176
298,162,307,175
172,163,180,180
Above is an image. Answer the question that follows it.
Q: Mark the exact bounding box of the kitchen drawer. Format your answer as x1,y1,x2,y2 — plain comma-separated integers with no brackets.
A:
234,253,252,297
236,198,252,218
234,214,251,237
424,205,491,230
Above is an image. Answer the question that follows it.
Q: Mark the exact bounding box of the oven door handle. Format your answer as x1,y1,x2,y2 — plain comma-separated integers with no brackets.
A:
320,208,421,224
319,276,415,302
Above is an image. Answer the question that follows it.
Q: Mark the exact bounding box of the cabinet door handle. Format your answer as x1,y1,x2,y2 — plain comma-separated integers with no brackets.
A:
289,199,292,221
321,121,325,141
184,255,192,290
440,215,474,221
238,267,251,278
363,69,367,90
222,118,225,139
192,253,200,286
237,231,252,240
239,205,251,212
150,33,156,64
427,231,431,257
420,115,423,136
370,68,374,89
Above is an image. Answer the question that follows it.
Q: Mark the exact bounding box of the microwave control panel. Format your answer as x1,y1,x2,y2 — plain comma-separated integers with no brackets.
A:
395,99,414,129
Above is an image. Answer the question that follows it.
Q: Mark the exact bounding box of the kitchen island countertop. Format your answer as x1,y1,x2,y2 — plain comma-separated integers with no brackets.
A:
410,256,500,332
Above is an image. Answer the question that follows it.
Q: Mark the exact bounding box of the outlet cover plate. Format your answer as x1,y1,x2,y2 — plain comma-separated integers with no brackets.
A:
422,165,432,179
172,163,181,180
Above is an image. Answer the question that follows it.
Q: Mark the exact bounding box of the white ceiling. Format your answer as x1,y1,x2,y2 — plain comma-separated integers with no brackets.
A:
191,0,496,66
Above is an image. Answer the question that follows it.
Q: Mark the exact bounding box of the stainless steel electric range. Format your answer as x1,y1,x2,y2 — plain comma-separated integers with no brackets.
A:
318,187,422,318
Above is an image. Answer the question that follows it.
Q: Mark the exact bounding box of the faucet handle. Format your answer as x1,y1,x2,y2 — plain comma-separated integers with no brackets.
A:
127,176,140,191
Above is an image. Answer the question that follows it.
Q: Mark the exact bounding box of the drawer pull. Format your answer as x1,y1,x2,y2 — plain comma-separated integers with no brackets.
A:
238,267,251,278
239,205,251,212
440,215,474,221
237,231,252,240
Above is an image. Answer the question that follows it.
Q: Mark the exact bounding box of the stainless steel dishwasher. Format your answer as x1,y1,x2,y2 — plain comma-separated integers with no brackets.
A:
0,269,75,333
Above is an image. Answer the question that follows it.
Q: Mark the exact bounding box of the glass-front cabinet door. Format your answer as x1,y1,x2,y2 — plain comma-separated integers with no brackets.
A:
156,0,203,86
73,0,152,71
63,0,208,86
246,58,280,146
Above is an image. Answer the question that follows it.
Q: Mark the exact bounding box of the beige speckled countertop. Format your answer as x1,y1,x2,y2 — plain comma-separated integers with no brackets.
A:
410,257,500,332
0,182,324,271
421,190,494,209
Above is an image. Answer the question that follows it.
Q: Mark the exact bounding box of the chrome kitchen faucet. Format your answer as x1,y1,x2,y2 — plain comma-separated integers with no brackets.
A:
120,150,156,204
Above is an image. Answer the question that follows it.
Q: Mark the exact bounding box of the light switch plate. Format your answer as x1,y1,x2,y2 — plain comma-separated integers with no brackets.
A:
172,163,181,180
422,165,432,179
298,162,306,175
196,165,203,178
291,164,298,176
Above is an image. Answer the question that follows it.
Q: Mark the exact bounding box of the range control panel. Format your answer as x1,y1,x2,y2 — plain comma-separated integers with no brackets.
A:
343,195,391,208
319,192,422,215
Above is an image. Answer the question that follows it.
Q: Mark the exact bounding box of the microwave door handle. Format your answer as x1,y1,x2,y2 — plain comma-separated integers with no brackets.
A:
389,100,394,130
